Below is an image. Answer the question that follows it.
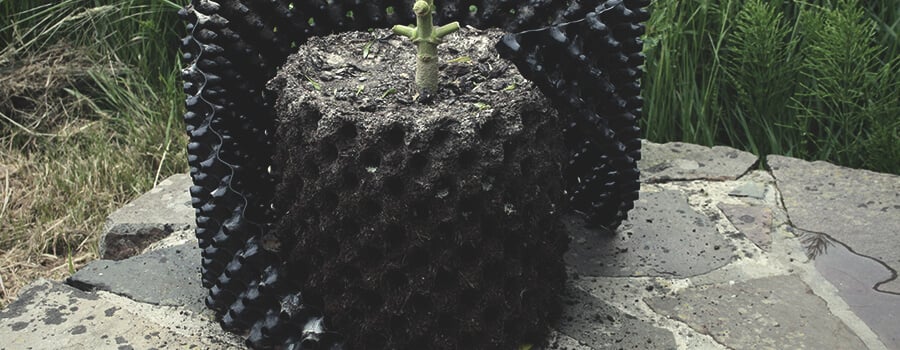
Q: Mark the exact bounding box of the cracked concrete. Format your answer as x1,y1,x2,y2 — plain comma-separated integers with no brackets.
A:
2,141,898,349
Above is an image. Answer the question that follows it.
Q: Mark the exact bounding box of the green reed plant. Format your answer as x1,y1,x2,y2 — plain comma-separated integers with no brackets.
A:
642,0,899,174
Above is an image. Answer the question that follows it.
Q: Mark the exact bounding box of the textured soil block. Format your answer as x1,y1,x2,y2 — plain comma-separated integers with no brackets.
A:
269,28,568,349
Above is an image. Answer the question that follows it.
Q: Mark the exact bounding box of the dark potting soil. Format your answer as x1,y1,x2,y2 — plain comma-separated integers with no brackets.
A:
268,28,568,349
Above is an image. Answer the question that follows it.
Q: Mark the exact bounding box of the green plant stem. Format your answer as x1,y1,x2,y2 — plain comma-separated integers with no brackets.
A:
392,0,459,94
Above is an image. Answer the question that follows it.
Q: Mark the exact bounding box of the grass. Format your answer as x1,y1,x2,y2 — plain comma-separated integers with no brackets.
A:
642,0,899,174
0,0,187,307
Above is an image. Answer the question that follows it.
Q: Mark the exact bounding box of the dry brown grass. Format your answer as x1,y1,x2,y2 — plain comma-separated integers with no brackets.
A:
0,40,185,309
0,147,96,307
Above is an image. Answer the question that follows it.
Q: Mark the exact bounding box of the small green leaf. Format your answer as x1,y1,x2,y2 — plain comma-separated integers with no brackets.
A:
66,246,75,275
447,56,471,64
363,41,374,59
519,344,533,350
303,74,321,91
381,88,398,98
503,83,516,91
474,102,491,110
356,85,365,95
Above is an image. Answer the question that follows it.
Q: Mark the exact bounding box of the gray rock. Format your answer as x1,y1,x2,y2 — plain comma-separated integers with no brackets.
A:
0,280,241,350
768,155,900,293
538,330,593,350
718,203,773,251
100,174,194,260
808,233,900,349
640,141,757,183
646,275,866,349
557,285,676,349
68,243,206,313
729,182,767,199
564,190,734,278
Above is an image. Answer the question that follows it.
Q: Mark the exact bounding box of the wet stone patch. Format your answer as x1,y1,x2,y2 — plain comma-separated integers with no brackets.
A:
565,190,734,278
646,275,866,349
0,280,240,349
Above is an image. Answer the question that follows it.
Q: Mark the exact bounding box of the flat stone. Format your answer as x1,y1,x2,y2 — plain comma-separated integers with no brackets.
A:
809,234,900,349
0,280,240,350
100,173,194,260
717,203,773,251
538,330,593,350
729,182,767,199
564,190,734,278
640,141,757,183
68,243,205,313
556,285,676,349
768,155,900,293
646,275,866,349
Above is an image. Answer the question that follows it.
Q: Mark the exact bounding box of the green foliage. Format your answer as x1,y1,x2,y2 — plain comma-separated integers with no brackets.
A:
643,0,900,174
0,0,187,303
721,0,802,157
793,0,900,173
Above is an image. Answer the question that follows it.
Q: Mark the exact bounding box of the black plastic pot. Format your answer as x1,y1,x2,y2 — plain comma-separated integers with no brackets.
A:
177,1,648,348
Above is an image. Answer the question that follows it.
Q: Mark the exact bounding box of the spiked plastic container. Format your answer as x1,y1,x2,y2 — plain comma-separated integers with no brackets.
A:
268,28,568,349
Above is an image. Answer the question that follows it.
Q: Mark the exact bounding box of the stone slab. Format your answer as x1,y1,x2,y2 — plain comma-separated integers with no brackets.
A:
0,279,241,350
100,173,194,260
646,275,866,349
729,182,767,199
564,190,734,278
768,155,900,293
557,285,676,349
538,330,593,350
810,235,900,349
640,141,757,183
68,243,206,313
718,203,773,251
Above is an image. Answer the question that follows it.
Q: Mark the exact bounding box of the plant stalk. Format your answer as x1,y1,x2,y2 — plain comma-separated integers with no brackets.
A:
392,0,459,94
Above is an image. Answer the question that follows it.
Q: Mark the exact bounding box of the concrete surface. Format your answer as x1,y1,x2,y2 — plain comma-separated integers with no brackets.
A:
99,174,195,260
0,280,241,350
68,242,206,313
3,140,899,350
640,141,758,183
768,155,900,294
646,275,866,349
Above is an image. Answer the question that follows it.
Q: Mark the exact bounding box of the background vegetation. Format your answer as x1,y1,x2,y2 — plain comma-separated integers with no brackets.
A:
0,0,897,306
643,0,899,173
0,0,186,307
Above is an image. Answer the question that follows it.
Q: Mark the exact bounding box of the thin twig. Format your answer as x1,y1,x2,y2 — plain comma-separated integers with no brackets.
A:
0,110,59,137
0,167,10,220
154,142,169,187
0,271,7,298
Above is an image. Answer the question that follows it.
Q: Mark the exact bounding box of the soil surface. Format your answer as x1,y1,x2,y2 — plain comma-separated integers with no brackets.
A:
269,28,568,349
